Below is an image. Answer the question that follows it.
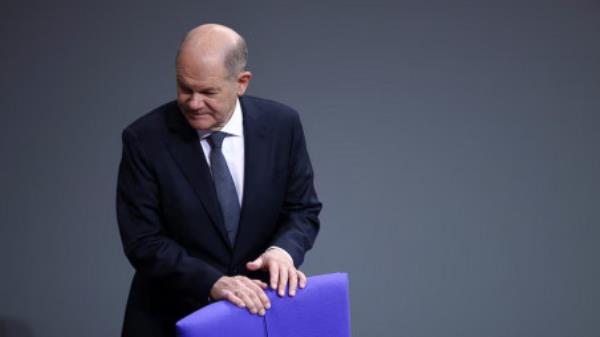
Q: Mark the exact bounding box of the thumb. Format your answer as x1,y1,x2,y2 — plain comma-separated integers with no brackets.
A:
246,256,264,271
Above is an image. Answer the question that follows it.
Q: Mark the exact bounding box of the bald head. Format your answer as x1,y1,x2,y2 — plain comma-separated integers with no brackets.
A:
176,24,248,80
175,24,252,131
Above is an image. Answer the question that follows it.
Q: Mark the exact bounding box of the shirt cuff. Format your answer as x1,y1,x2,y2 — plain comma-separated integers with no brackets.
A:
266,246,294,264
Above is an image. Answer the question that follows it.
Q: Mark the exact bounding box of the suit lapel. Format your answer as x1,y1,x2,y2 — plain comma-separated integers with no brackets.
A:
234,96,269,260
163,103,232,250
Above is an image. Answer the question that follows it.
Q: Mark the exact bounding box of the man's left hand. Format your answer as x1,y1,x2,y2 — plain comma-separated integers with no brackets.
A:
246,249,307,297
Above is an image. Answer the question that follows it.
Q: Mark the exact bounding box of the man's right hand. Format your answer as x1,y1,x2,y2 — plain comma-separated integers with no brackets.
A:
210,275,271,316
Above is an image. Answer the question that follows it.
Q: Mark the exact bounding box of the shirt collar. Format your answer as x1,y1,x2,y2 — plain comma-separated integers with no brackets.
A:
196,98,243,139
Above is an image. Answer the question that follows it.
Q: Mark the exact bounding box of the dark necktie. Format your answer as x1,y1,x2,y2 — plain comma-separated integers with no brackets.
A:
207,132,240,246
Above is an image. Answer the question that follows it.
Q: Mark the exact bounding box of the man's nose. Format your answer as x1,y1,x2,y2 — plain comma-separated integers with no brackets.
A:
188,93,205,110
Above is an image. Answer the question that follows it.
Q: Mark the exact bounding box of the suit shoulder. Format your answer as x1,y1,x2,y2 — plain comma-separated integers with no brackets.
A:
241,95,300,121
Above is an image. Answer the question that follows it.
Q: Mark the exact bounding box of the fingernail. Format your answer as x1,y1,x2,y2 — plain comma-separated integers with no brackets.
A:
290,291,295,296
266,303,271,309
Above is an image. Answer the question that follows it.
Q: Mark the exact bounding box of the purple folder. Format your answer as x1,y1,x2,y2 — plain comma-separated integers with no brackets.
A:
176,272,351,337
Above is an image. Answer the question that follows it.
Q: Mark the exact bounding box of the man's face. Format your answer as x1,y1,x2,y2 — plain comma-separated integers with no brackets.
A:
176,56,248,131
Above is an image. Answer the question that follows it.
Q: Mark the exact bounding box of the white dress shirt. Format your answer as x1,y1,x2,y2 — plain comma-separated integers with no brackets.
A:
196,98,292,263
197,98,245,205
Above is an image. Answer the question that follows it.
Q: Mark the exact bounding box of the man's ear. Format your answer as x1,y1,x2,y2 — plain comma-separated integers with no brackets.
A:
236,71,252,96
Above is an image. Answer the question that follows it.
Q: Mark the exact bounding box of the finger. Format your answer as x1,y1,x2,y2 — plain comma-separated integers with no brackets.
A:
252,279,269,289
278,266,289,297
258,289,271,311
246,256,264,271
241,280,267,314
249,280,271,310
288,268,298,297
269,263,279,290
224,290,246,308
298,270,307,288
244,278,271,309
238,290,258,314
243,285,265,315
251,288,269,314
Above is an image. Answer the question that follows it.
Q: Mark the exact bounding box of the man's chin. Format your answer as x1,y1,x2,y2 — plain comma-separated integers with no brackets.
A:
185,114,216,130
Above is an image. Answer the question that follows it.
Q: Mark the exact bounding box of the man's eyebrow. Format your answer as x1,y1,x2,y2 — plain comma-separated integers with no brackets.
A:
176,78,189,86
176,80,220,93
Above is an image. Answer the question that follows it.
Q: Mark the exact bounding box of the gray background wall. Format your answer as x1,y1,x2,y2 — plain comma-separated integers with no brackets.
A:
1,1,599,336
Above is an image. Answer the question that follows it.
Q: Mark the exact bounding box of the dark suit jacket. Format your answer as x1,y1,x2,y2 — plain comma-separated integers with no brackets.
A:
116,95,321,337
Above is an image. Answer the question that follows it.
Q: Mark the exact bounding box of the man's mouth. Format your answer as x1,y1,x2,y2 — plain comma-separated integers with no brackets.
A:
188,111,208,117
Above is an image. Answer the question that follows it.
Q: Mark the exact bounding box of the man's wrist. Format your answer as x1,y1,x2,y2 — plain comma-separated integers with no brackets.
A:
266,246,294,264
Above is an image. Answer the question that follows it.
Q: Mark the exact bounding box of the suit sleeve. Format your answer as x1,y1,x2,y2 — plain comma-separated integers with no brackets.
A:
116,129,222,301
270,112,322,267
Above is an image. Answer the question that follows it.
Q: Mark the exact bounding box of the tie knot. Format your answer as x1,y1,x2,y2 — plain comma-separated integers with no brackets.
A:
207,131,227,149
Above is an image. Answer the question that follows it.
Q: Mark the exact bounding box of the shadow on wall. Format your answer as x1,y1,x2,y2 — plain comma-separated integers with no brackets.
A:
0,318,34,337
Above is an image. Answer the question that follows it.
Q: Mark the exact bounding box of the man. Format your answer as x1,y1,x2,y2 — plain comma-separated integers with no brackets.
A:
116,24,321,337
